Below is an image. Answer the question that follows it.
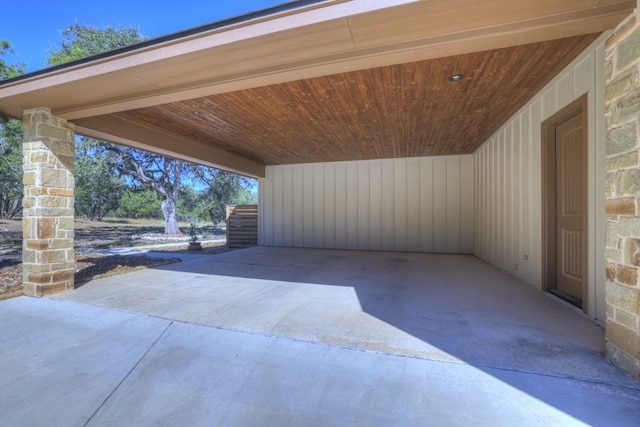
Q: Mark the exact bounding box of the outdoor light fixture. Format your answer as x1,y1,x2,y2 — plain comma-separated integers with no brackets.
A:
448,74,464,82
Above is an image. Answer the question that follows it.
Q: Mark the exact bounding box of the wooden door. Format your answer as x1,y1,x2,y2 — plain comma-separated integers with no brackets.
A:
553,111,587,306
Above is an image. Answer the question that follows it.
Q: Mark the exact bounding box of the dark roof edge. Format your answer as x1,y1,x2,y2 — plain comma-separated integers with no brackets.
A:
0,0,328,86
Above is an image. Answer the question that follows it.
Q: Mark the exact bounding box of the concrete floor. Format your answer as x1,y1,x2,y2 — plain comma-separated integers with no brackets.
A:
1,247,639,426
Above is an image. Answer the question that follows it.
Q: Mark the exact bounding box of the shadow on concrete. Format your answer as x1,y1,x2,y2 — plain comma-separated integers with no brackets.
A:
68,247,640,424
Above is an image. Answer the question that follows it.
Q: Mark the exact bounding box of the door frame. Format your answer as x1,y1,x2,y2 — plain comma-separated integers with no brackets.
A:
541,94,588,312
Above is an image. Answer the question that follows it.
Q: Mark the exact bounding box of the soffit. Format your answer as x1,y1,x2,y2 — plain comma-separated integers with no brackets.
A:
121,34,599,165
0,0,632,120
0,0,635,176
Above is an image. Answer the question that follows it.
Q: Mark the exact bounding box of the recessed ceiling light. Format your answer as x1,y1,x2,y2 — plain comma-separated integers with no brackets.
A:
448,74,464,82
192,111,202,116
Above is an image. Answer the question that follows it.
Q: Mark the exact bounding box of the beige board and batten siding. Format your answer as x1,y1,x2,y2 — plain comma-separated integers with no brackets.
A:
259,155,474,254
474,33,608,322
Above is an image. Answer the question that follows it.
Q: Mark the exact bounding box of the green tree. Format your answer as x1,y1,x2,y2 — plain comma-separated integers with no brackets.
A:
46,23,145,66
0,119,23,219
104,145,185,234
0,41,25,79
47,24,187,234
0,41,25,219
197,168,257,225
117,187,162,219
177,186,203,221
74,139,126,221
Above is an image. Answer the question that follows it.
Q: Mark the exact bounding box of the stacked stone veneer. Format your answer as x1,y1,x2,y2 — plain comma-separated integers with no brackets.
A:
605,9,640,380
22,108,75,296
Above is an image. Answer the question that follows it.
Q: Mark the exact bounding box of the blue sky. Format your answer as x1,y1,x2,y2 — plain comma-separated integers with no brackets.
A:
1,0,288,72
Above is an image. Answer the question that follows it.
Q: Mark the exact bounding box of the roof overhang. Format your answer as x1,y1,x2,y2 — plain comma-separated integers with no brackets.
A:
0,0,636,177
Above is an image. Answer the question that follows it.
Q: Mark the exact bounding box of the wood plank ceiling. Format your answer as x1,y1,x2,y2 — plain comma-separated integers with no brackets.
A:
126,34,598,165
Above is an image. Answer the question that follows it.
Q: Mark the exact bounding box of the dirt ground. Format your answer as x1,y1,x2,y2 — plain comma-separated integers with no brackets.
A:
0,218,235,299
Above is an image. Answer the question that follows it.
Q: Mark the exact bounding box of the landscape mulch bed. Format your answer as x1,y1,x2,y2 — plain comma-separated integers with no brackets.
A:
0,243,237,300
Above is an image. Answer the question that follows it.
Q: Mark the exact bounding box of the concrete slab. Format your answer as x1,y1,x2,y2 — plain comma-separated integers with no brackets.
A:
2,247,639,425
59,248,634,384
83,320,640,427
0,297,170,426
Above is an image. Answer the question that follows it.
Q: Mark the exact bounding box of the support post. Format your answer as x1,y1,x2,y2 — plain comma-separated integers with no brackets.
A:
22,107,75,296
604,9,640,380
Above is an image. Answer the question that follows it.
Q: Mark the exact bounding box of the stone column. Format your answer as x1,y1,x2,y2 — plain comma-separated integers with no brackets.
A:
22,108,75,296
604,10,640,380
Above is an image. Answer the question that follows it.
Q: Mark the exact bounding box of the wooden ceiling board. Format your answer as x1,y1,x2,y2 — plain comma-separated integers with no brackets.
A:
1,0,630,125
54,6,627,122
125,35,598,166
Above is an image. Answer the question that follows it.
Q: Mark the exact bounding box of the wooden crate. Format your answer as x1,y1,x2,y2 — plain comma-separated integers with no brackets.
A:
226,205,258,248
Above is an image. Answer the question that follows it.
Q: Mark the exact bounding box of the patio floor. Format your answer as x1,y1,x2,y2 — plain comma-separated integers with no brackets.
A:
1,247,639,426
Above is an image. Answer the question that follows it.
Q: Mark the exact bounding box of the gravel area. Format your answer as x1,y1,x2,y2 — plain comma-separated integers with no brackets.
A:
0,241,237,300
1,218,238,299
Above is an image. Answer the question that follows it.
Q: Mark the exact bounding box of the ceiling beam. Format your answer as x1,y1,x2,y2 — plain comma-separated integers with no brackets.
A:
74,114,265,178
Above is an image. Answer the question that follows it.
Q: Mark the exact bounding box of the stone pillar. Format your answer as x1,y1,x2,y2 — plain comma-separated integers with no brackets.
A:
22,108,75,296
604,10,640,380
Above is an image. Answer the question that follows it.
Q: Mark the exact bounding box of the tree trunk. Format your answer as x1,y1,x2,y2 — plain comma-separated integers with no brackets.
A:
162,196,182,235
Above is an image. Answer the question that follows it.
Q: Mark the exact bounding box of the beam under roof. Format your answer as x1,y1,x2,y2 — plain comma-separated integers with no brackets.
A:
75,114,265,178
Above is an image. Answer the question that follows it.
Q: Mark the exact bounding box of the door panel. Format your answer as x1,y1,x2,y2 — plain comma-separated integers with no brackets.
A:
554,112,586,303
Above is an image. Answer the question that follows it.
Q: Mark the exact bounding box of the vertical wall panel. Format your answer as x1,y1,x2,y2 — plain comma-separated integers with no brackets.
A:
346,163,359,250
282,166,294,247
324,164,336,249
446,157,461,253
460,156,474,254
482,149,487,256
472,34,608,321
292,165,304,247
272,166,284,246
369,161,383,250
262,154,473,254
334,163,347,249
574,54,593,98
502,129,509,271
519,111,531,284
419,157,434,252
358,162,371,250
394,159,408,252
313,164,325,248
473,151,481,258
491,136,499,265
258,178,265,245
541,87,556,120
433,159,448,252
262,173,274,245
511,120,522,280
529,99,543,289
406,158,421,252
556,73,574,109
303,165,314,248
380,160,395,251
